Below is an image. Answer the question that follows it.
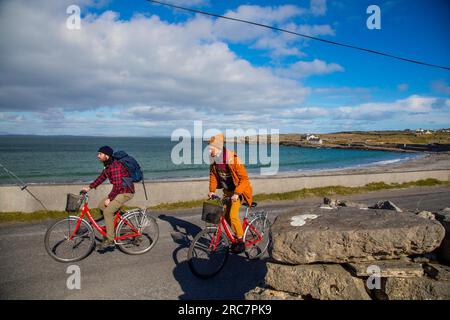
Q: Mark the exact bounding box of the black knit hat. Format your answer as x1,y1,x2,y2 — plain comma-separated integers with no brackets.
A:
98,145,113,157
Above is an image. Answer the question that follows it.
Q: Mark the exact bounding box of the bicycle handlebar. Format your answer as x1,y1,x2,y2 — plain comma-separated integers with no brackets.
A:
78,190,89,204
209,194,234,205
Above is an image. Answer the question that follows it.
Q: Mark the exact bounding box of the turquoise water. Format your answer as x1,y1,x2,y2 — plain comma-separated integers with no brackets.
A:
0,135,419,184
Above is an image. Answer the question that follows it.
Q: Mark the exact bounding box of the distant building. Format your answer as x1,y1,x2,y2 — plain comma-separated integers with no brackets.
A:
306,134,322,144
415,128,434,135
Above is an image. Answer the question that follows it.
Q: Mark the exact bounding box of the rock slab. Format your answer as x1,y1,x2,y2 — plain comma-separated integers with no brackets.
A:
435,210,450,263
346,260,424,278
271,207,445,264
265,262,371,300
245,287,303,300
376,277,450,300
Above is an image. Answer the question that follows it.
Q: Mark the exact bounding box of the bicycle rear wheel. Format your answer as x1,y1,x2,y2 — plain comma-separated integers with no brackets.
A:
187,227,230,279
115,211,159,255
244,214,271,260
44,217,95,262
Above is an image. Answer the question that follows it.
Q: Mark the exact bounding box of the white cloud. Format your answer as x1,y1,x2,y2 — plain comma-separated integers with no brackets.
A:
0,112,24,122
0,0,310,116
6,1,445,136
123,105,205,121
223,4,306,25
335,95,449,120
310,0,327,16
313,87,372,94
212,5,306,43
278,107,329,119
211,4,335,57
290,24,335,37
1,94,448,136
167,0,209,6
277,59,344,78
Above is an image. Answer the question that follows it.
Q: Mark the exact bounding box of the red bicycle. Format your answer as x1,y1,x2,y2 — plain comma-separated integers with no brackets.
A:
44,190,159,262
187,195,271,279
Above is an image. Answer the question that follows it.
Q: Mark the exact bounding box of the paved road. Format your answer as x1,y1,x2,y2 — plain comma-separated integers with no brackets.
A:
0,185,449,300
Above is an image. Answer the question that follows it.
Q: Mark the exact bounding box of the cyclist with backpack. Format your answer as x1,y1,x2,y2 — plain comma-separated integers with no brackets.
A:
82,146,135,252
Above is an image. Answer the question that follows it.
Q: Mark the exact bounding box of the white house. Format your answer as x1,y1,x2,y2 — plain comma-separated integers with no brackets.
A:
306,134,322,144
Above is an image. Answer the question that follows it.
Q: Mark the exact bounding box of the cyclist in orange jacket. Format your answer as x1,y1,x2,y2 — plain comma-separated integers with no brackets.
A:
207,133,253,254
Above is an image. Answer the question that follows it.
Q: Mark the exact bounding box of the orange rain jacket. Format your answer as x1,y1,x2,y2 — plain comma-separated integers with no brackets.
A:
209,149,253,206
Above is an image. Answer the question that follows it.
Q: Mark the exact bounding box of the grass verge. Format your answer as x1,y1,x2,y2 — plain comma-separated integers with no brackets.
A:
1,178,448,224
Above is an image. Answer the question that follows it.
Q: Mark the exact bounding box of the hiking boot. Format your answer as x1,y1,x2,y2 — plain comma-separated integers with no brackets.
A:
230,241,245,254
97,239,115,253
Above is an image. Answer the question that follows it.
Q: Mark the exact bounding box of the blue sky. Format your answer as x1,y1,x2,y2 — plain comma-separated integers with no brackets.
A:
0,0,449,136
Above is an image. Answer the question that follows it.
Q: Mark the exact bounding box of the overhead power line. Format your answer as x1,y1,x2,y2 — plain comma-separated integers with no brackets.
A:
146,0,450,71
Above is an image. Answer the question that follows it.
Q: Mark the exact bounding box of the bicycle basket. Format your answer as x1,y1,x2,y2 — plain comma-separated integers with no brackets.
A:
201,199,224,224
65,193,83,212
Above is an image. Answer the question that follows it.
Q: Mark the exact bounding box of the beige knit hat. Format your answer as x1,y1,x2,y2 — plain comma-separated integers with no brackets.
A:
208,133,224,150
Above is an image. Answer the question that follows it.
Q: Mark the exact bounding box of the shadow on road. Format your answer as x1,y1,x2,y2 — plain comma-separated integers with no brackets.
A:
158,214,202,267
158,214,202,247
158,214,268,299
173,254,268,299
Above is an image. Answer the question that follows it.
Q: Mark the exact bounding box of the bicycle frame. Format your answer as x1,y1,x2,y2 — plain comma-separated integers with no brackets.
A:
209,206,263,251
68,195,141,242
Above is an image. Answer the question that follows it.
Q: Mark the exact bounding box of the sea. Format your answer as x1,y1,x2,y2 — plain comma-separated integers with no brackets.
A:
0,135,421,185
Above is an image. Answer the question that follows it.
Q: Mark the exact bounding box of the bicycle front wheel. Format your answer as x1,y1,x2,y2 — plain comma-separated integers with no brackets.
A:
115,211,159,255
244,214,271,260
44,217,95,263
187,227,230,279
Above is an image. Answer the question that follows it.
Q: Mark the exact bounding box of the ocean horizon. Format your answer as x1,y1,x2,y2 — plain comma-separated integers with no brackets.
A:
0,135,420,185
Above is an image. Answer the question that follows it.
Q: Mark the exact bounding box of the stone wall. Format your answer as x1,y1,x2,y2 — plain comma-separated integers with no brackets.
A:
246,203,450,300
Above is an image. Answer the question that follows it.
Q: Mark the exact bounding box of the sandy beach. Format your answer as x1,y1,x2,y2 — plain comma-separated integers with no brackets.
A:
264,151,450,179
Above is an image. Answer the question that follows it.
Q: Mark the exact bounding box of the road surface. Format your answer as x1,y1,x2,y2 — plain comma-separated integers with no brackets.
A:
0,185,449,299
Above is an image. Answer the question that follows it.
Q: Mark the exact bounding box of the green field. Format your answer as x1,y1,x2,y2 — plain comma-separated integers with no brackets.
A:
280,130,450,145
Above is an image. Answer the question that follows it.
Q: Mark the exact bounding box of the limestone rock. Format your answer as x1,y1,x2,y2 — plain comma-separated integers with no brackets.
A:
271,207,445,264
423,263,450,281
265,262,371,300
245,287,303,300
435,210,450,263
369,200,403,212
412,256,430,263
416,210,436,220
346,260,424,278
323,197,368,210
376,277,450,300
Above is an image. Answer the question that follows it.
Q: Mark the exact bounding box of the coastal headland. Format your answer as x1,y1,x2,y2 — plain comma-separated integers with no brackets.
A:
226,130,450,153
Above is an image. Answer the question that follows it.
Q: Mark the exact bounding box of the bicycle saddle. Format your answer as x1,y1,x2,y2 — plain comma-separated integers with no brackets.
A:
242,202,257,208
